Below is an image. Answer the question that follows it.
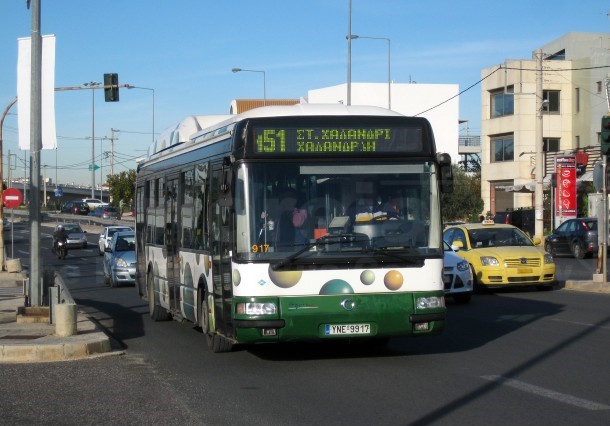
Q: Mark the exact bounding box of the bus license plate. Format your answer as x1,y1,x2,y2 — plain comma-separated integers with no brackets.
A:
324,324,370,335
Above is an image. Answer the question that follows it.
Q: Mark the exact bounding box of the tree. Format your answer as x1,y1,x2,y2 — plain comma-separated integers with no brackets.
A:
106,170,136,212
441,164,484,222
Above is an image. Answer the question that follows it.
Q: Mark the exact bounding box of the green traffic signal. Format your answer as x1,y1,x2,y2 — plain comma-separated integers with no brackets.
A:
104,73,119,102
601,116,610,155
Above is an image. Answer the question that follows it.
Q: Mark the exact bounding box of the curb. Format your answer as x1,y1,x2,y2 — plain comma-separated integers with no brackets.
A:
0,306,114,363
564,280,610,294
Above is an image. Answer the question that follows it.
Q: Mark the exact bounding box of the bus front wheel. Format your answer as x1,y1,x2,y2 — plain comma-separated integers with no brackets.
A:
199,290,233,353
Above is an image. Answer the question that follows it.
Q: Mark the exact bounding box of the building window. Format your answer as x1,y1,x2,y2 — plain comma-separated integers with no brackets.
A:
575,88,580,113
543,138,560,152
491,135,514,162
543,90,560,113
490,86,514,118
597,81,603,94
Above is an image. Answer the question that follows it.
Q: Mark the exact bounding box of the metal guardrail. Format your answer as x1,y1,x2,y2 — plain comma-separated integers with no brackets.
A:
9,209,135,229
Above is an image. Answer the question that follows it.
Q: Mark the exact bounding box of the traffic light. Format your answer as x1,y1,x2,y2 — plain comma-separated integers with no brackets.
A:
104,73,119,102
601,116,610,155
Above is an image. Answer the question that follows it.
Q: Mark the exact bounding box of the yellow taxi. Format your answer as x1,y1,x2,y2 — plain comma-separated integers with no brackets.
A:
442,221,555,290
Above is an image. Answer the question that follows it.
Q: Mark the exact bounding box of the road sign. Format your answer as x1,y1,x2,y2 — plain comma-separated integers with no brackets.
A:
88,164,100,171
54,186,64,197
2,188,23,209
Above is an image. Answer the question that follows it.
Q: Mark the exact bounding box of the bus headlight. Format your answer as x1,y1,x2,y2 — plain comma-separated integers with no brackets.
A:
236,302,277,315
416,296,445,309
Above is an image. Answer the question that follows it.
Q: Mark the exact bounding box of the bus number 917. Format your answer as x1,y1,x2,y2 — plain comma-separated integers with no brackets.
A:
252,244,271,253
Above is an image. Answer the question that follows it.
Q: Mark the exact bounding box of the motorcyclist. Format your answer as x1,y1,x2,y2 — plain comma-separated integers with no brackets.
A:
53,224,69,252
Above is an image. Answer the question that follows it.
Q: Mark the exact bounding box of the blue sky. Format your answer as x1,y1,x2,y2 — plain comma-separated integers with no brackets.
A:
0,0,608,185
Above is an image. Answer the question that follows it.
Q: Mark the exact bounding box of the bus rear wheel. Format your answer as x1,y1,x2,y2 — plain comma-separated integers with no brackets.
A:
148,273,170,321
199,290,233,353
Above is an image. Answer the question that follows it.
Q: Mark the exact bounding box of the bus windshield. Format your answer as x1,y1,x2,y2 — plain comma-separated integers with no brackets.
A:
236,161,442,262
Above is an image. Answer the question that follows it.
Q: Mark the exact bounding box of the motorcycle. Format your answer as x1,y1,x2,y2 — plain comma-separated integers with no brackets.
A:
55,238,67,260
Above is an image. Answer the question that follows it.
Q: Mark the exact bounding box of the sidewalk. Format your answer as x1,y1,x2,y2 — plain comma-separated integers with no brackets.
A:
0,271,115,363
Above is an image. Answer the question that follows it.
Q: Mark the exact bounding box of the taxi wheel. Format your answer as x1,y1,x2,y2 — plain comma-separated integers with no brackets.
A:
572,243,585,259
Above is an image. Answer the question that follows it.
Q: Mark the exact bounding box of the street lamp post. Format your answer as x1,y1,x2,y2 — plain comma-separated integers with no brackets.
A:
348,34,392,109
232,68,266,105
83,81,100,198
347,0,352,106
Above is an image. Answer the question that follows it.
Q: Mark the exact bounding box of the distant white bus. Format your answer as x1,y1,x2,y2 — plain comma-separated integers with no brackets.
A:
135,104,453,352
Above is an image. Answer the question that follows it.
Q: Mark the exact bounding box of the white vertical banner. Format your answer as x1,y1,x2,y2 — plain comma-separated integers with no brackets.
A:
17,34,57,150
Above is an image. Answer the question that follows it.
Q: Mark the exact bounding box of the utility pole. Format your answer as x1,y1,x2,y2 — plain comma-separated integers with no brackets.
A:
110,128,116,176
29,0,43,306
534,49,544,241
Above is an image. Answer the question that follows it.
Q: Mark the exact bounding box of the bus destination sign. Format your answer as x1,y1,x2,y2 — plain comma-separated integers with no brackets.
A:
252,126,422,155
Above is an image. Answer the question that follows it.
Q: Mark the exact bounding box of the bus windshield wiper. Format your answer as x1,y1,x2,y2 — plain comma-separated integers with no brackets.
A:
271,233,369,270
361,247,424,265
271,238,327,271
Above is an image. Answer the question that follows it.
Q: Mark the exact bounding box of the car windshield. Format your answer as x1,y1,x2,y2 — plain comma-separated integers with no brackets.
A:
63,224,82,233
115,235,135,251
467,227,533,248
108,227,131,237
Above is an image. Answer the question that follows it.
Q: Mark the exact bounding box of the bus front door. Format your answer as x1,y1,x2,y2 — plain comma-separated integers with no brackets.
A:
210,164,233,335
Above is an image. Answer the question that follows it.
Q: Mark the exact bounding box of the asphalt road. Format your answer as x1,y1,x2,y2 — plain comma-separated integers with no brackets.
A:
1,222,609,426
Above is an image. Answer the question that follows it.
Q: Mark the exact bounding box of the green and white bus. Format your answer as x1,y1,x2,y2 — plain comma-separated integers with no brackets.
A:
135,104,453,352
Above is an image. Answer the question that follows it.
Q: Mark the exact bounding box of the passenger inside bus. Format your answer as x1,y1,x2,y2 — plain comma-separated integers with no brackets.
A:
274,188,310,249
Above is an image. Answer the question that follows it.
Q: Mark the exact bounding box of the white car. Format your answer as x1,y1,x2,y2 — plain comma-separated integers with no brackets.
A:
443,241,473,304
82,198,108,209
98,225,133,255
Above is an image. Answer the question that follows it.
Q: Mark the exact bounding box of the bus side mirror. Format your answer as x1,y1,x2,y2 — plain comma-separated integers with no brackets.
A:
219,168,233,207
437,153,453,193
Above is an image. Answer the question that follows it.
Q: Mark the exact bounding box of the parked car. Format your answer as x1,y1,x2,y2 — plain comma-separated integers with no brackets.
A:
98,225,133,255
443,241,473,303
53,223,88,250
103,231,136,287
443,222,555,290
91,205,120,220
493,208,535,237
82,198,108,209
61,201,90,215
544,218,598,259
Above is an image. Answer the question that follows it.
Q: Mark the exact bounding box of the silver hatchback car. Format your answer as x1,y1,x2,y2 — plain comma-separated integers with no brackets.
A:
103,231,136,287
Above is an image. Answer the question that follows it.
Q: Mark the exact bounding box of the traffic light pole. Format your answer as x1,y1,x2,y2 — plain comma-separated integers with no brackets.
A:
603,155,607,284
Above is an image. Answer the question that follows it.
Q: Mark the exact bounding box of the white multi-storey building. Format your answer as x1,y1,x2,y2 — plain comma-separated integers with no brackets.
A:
481,32,609,216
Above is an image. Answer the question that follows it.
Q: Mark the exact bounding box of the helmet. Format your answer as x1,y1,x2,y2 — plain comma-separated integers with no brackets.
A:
57,225,63,231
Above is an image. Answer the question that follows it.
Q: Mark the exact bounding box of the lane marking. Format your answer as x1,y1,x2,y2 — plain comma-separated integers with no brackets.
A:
549,318,610,331
481,375,610,410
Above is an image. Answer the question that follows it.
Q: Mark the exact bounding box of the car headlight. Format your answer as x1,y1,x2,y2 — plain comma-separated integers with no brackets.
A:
236,302,277,315
457,260,469,271
544,253,554,264
480,256,500,266
115,258,128,267
416,296,445,309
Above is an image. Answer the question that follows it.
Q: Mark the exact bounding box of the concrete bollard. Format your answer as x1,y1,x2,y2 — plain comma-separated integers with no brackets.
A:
55,303,77,337
6,258,22,273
